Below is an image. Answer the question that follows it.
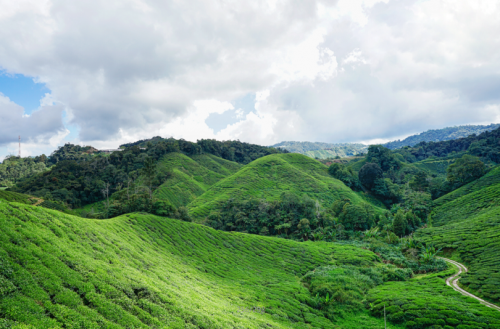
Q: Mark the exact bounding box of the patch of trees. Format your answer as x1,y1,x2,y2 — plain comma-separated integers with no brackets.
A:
0,156,48,187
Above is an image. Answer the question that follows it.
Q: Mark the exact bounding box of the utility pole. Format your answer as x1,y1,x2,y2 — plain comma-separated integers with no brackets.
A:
18,135,21,158
384,304,387,329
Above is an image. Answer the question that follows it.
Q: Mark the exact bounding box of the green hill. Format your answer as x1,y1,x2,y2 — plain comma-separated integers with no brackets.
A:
0,200,406,328
188,153,384,219
153,153,242,208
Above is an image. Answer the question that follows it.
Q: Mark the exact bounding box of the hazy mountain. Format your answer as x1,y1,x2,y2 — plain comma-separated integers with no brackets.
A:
384,123,500,149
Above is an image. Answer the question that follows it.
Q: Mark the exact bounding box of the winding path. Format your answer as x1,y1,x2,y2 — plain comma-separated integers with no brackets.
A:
439,257,500,312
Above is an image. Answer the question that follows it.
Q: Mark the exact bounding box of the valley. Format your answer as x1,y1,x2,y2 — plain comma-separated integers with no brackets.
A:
1,128,500,328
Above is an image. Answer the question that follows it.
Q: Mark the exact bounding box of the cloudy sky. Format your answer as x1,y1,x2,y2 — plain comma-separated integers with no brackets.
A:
0,0,499,160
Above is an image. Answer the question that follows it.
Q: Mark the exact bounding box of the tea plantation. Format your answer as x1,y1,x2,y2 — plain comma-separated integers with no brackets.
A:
188,153,383,219
431,165,500,226
152,153,242,208
0,200,406,328
416,206,500,305
367,268,500,328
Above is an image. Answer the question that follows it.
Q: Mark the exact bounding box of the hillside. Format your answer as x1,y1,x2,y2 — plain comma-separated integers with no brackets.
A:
384,123,500,149
431,165,500,226
0,200,405,329
153,153,242,207
415,166,500,306
272,141,367,159
188,153,383,219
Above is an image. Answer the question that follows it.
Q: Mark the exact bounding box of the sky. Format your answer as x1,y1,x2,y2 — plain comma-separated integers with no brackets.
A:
0,0,499,161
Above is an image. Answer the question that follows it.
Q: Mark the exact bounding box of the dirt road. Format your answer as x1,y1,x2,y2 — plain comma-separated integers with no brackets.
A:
439,257,500,312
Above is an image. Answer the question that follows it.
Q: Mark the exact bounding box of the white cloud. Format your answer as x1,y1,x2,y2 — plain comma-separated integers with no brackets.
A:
0,0,499,153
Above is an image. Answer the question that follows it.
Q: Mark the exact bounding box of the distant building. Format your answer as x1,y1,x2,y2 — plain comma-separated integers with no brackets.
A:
99,149,124,154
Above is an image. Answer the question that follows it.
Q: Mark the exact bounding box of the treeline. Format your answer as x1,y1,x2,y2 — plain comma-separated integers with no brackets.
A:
0,156,48,187
121,137,286,164
206,192,425,242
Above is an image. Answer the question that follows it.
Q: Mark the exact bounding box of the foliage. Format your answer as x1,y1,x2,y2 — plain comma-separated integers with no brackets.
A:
392,210,407,237
122,137,286,164
328,163,362,190
384,123,500,149
188,153,384,220
0,201,390,328
367,272,500,328
358,163,383,190
391,125,500,163
366,145,401,172
446,154,486,187
0,157,48,188
432,165,500,226
416,206,500,304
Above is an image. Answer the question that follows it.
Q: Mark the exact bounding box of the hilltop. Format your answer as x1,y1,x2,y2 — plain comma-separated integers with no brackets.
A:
384,123,500,150
272,141,367,159
187,153,382,220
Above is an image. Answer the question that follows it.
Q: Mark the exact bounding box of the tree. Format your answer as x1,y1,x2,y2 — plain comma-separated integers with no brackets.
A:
393,210,407,237
366,145,400,171
409,171,429,192
359,163,383,190
447,154,486,187
339,204,374,231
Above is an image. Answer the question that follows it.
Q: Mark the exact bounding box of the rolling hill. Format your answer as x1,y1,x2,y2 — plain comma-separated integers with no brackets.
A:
0,200,404,329
153,153,242,208
187,153,384,220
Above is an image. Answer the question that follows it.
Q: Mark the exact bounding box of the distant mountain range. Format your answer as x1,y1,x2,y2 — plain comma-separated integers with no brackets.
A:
383,123,500,149
273,124,500,159
272,141,367,159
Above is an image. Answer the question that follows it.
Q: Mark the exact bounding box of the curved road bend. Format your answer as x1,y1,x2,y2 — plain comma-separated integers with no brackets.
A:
439,257,500,312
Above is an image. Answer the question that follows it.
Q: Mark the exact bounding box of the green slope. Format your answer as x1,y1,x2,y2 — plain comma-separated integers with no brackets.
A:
414,166,500,306
367,267,500,328
0,201,396,328
431,165,500,226
188,153,384,219
416,207,500,305
153,153,242,208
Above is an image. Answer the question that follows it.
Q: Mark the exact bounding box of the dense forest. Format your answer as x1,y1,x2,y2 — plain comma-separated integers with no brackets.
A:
384,123,500,149
0,156,48,187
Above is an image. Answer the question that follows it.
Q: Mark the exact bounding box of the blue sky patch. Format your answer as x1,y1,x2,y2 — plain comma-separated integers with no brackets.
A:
205,93,256,133
0,72,50,115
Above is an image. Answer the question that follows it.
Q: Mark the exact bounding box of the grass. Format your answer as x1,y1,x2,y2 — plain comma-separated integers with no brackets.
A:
187,153,385,220
431,165,500,226
412,158,456,177
367,265,500,328
153,153,241,208
416,206,500,305
0,200,395,328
